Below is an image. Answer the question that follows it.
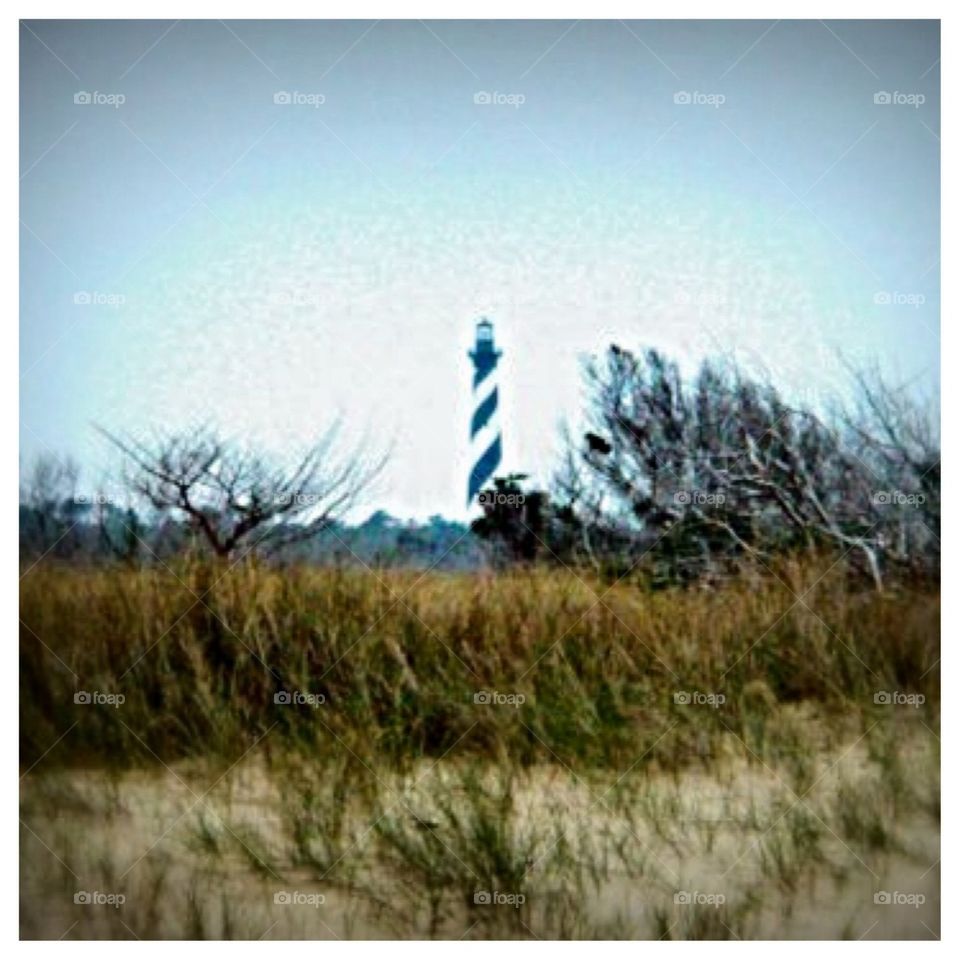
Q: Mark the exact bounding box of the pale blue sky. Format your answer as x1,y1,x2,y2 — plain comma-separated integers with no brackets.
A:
20,20,940,519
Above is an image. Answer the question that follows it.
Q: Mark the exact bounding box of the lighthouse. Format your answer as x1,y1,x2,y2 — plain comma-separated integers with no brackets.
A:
467,319,503,506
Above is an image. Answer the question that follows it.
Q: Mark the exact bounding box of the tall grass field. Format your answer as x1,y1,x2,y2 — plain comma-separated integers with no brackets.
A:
20,558,940,939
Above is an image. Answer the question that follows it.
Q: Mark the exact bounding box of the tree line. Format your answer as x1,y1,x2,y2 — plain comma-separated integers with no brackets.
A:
473,348,939,589
20,346,939,589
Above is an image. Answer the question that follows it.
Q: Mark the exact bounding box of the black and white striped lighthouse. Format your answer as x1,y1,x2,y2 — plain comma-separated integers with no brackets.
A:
467,318,503,506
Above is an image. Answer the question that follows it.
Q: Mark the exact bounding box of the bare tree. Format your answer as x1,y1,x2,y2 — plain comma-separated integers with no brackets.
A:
19,455,81,559
840,365,940,576
20,454,79,511
100,422,385,561
568,346,939,589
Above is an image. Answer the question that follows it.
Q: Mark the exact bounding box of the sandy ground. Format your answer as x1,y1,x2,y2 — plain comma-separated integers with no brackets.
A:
20,736,939,940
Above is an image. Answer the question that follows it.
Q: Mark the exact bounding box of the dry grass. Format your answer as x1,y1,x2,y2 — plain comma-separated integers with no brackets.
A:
19,558,940,938
20,557,939,770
